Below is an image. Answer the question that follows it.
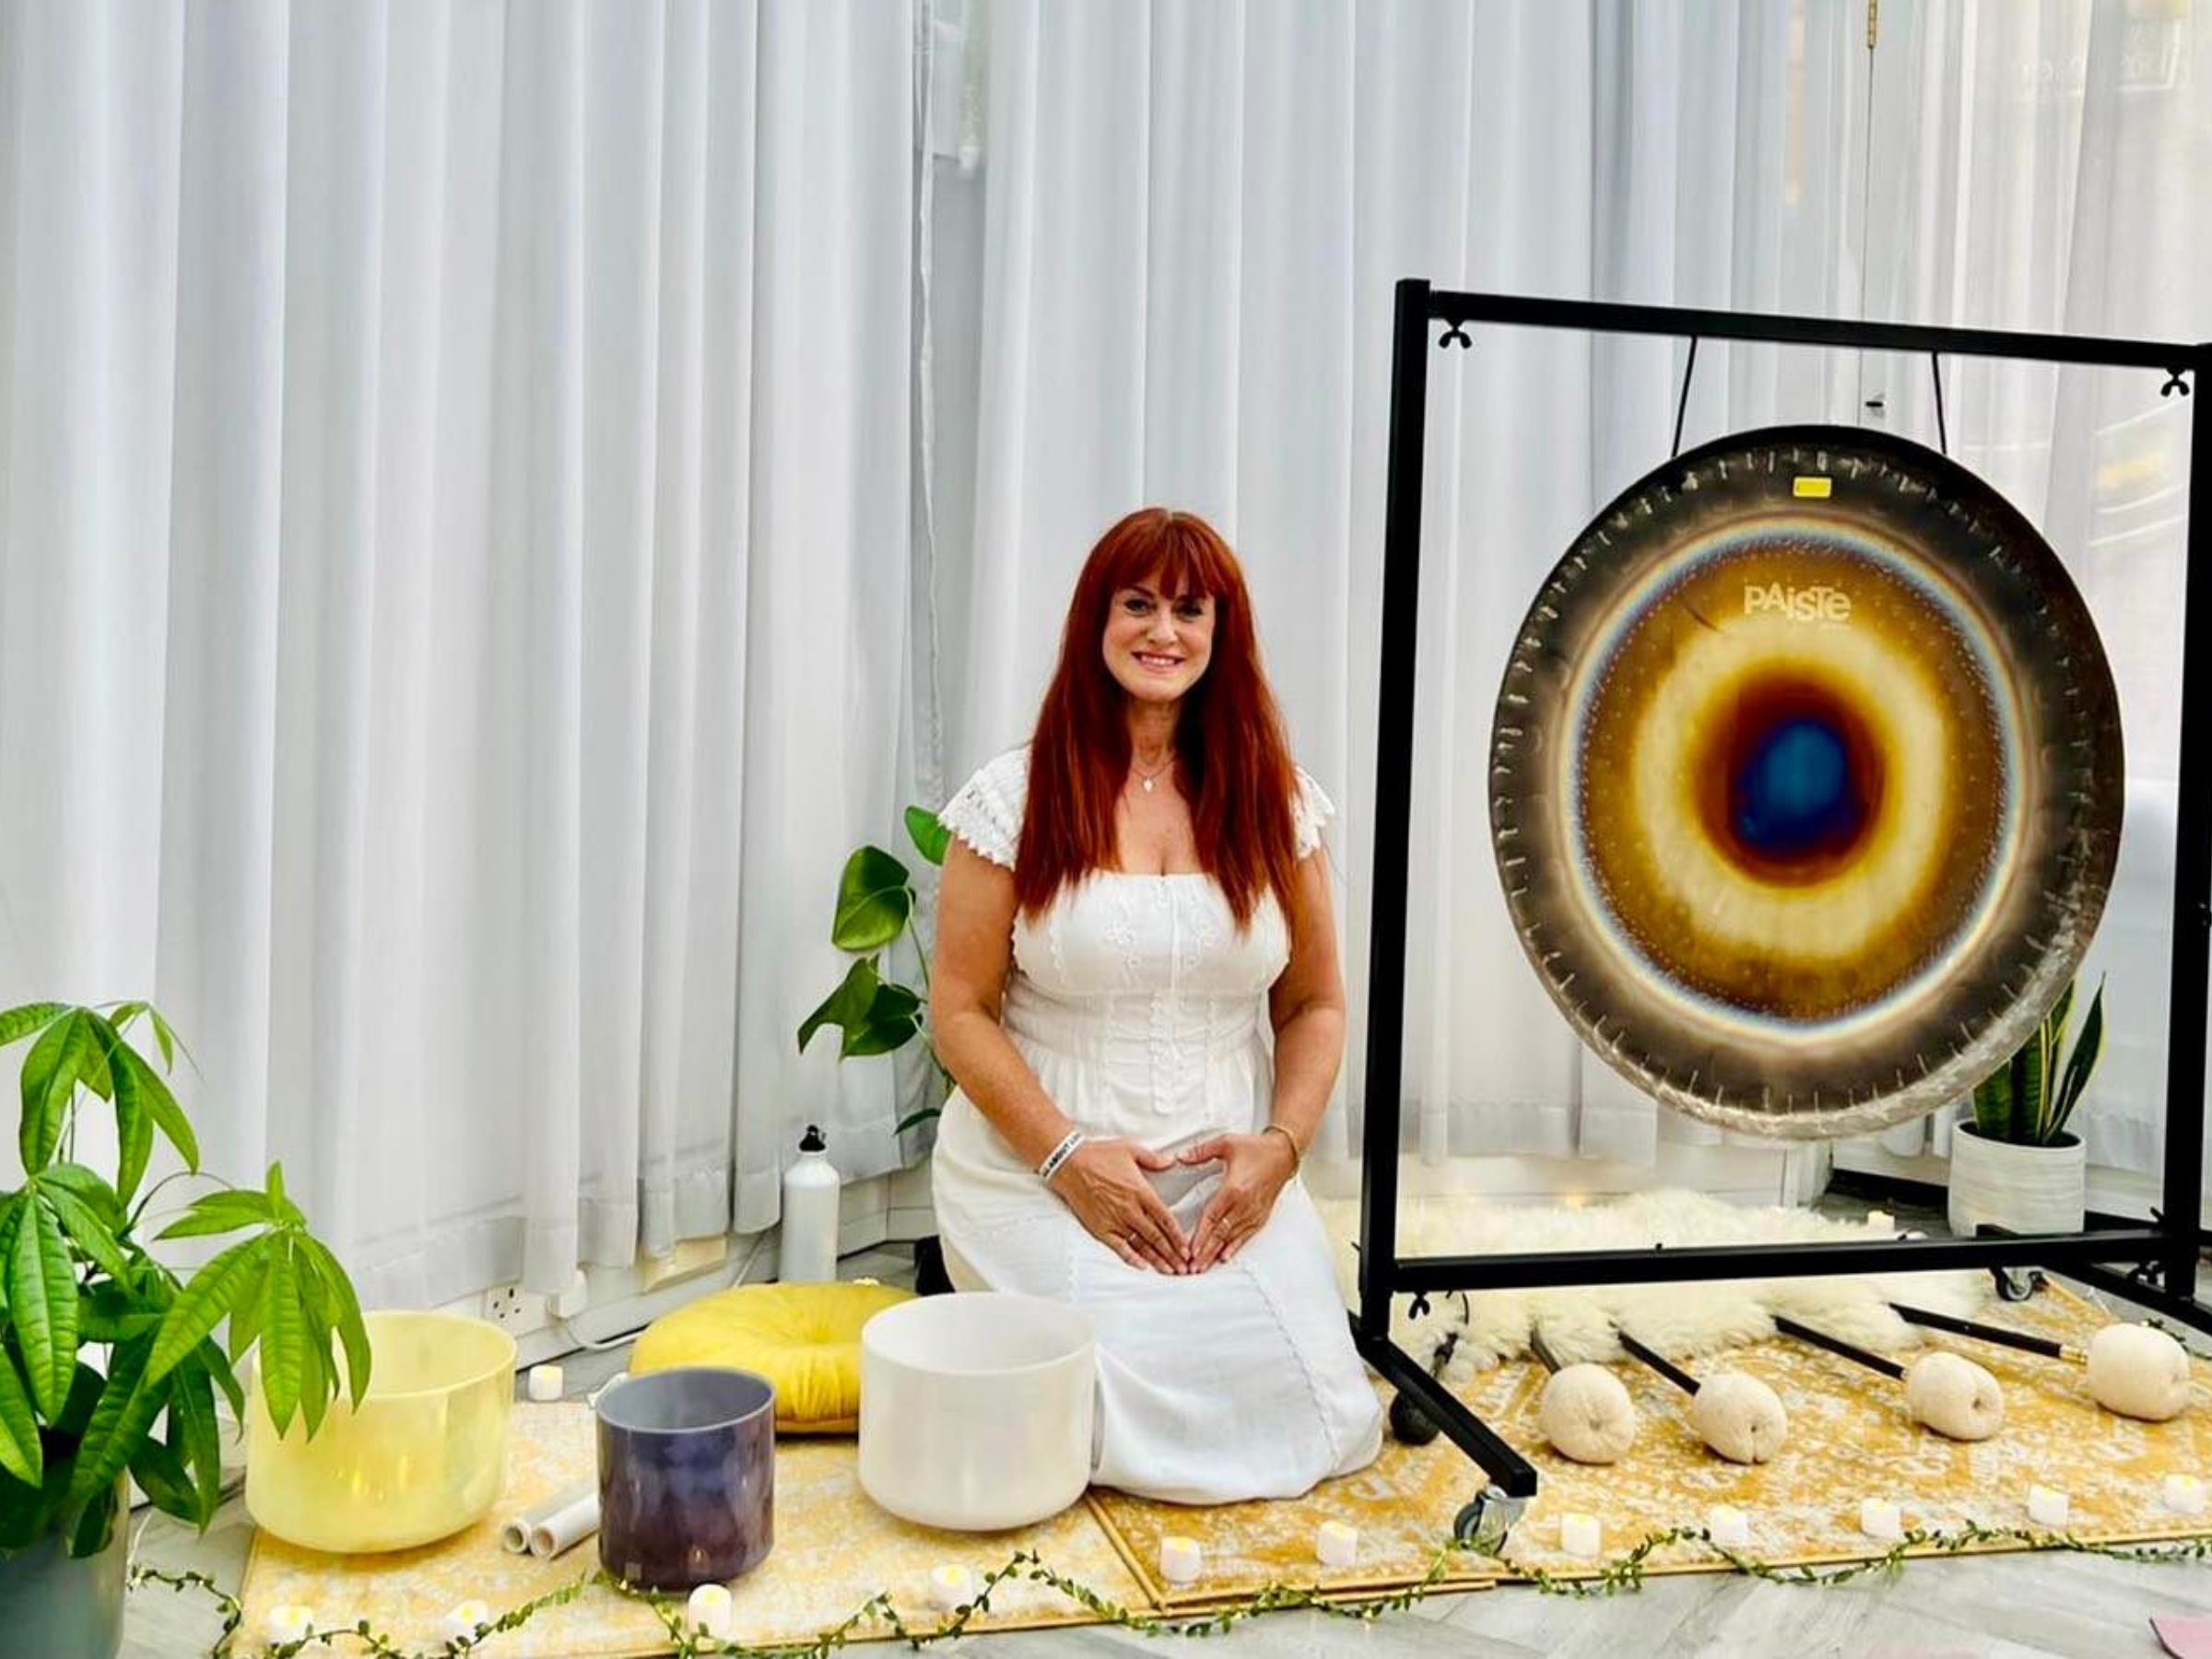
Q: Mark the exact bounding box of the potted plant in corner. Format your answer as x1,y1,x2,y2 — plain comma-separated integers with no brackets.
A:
1949,976,2106,1238
0,1001,370,1659
798,806,957,1293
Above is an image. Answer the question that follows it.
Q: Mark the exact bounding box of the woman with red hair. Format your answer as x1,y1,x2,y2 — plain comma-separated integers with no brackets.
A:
931,507,1382,1503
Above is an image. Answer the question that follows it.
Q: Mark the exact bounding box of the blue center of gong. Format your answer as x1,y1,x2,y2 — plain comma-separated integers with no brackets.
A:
1733,718,1857,856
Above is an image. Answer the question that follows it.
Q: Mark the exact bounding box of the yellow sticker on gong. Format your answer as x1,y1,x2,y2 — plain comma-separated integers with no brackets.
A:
1793,476,1834,498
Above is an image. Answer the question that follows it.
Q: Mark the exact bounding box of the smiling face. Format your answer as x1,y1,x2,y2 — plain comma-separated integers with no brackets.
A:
1101,572,1216,706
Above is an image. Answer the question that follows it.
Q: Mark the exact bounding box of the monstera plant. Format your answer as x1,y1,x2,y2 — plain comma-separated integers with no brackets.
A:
0,1000,370,1567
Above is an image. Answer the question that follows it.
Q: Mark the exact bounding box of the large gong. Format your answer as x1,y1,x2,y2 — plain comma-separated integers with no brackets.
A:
1490,425,2124,1138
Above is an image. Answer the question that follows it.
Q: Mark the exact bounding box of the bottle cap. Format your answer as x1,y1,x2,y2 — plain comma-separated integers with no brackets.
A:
800,1124,827,1152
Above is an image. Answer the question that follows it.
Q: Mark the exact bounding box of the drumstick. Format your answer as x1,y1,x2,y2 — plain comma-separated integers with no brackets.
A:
1527,1324,1566,1375
1616,1328,1702,1396
1771,1313,1906,1380
1889,1301,2083,1364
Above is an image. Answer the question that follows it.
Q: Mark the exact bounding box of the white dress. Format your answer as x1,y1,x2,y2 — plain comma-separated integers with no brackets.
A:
931,747,1383,1505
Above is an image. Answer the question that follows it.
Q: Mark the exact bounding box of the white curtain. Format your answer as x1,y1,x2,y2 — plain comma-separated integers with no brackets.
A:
9,0,2206,1322
0,0,919,1306
1859,0,2212,1186
924,0,1878,1171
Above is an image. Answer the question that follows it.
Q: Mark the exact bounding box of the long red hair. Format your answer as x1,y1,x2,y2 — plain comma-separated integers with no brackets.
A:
1016,508,1302,929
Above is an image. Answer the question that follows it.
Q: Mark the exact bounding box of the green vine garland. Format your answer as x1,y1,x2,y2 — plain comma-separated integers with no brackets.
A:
128,1517,2212,1659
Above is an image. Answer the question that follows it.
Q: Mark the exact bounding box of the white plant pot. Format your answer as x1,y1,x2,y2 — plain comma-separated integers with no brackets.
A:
857,1291,1095,1531
1947,1124,2086,1238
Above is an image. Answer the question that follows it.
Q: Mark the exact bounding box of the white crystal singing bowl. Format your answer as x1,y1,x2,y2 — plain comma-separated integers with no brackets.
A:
857,1291,1097,1531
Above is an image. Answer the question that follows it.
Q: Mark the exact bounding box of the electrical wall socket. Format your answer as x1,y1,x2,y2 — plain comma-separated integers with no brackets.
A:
482,1283,542,1333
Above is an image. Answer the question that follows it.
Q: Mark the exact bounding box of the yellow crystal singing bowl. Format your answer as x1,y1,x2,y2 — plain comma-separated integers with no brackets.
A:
244,1310,517,1553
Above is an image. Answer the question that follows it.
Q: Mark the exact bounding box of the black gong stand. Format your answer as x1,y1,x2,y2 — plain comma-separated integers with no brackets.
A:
1355,283,2212,1542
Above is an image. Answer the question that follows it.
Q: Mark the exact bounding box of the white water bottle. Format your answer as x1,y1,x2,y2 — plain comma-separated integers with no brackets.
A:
780,1124,841,1283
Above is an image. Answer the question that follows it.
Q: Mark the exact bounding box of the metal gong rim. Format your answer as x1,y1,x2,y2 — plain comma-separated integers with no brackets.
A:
1488,424,2124,1139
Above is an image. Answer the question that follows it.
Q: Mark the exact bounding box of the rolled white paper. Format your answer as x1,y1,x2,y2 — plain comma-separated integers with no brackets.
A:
2028,1484,2069,1528
1314,1519,1359,1568
441,1600,492,1643
927,1564,973,1611
500,1477,596,1555
1859,1498,1902,1541
265,1604,315,1644
1559,1512,1602,1558
686,1583,735,1641
1707,1504,1751,1548
527,1363,565,1403
1159,1535,1203,1584
528,1488,602,1560
2164,1474,2207,1515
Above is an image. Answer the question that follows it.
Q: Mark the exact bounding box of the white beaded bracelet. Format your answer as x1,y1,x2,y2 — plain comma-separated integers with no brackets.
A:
1038,1129,1087,1184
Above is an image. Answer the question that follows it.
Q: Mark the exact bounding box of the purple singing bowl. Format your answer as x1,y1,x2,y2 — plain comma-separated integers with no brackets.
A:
595,1367,775,1591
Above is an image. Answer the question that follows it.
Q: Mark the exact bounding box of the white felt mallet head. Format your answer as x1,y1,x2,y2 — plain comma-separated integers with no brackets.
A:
1537,1363,1640,1465
1688,1371,1789,1465
1904,1350,2006,1441
2086,1323,2192,1422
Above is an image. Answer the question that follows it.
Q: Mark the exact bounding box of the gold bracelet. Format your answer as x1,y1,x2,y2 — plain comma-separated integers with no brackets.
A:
1261,1123,1303,1172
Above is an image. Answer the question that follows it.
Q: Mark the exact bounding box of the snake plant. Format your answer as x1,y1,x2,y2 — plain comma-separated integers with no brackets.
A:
1970,977,2106,1147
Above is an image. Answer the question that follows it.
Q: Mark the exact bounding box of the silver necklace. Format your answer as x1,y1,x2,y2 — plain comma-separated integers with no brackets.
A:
1131,755,1173,794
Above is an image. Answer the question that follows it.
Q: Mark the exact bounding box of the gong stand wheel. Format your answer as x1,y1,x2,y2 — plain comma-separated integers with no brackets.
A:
1453,1488,1525,1550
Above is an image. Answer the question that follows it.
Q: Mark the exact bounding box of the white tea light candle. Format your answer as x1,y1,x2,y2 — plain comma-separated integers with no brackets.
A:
527,1363,565,1403
2164,1474,2207,1516
265,1605,315,1644
1559,1512,1603,1558
1159,1535,1204,1584
1706,1504,1750,1548
927,1564,973,1611
1858,1498,1902,1541
2028,1485,2069,1528
441,1600,492,1643
1314,1519,1359,1568
686,1583,735,1640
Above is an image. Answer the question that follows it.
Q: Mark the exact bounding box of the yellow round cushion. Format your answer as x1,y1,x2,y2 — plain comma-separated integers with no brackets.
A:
629,1281,915,1434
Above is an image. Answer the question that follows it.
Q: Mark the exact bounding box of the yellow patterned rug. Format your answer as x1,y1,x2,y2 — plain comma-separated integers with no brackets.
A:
239,1404,1149,1655
240,1285,2212,1652
1093,1282,2212,1606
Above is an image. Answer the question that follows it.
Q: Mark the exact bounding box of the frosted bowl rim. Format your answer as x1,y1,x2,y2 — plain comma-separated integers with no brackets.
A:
860,1290,1095,1381
594,1363,777,1437
253,1309,517,1406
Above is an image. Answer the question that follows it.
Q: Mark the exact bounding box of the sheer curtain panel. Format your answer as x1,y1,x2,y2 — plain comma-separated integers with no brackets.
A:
0,0,918,1306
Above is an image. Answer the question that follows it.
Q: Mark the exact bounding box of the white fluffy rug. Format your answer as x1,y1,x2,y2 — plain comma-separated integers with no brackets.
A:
1315,1188,1990,1389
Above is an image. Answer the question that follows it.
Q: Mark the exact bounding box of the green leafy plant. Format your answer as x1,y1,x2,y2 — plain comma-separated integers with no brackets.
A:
797,807,951,1134
1970,976,2106,1147
0,1001,370,1559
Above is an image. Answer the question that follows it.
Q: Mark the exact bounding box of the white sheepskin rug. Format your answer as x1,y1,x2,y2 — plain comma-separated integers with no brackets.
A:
1314,1188,1990,1391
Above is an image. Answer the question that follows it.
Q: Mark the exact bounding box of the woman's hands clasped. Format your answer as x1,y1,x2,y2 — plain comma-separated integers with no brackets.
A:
1047,1130,1298,1274
1046,1137,1193,1274
1176,1132,1297,1272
